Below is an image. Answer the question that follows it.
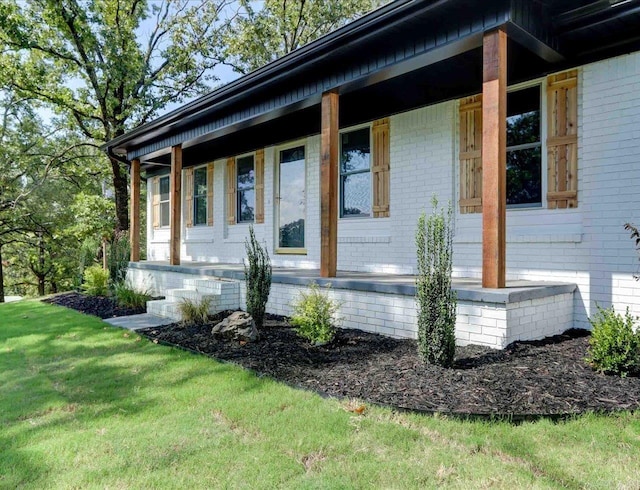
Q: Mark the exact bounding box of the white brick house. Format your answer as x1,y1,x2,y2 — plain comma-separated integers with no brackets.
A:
107,0,640,347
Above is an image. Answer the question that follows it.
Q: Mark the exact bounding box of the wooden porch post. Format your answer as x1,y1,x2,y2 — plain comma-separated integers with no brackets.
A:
320,90,339,278
170,145,182,266
129,158,141,262
482,27,507,288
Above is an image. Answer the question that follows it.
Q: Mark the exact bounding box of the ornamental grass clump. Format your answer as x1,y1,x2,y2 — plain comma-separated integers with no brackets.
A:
244,225,272,329
587,305,640,377
415,196,456,367
113,281,152,309
291,283,341,345
178,296,213,326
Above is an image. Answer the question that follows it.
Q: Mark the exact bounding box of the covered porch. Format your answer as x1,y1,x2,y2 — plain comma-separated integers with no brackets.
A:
128,261,576,348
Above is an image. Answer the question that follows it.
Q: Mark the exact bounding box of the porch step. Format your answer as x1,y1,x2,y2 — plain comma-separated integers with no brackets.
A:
146,277,241,321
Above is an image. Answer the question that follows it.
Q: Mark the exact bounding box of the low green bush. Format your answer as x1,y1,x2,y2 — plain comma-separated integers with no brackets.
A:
178,297,213,326
290,283,341,345
82,265,109,297
587,305,640,377
113,281,151,309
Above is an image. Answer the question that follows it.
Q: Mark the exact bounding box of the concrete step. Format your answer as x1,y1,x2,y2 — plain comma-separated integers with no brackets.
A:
164,288,217,303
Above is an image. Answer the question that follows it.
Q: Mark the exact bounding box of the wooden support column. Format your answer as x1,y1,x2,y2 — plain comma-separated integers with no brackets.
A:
170,145,182,266
481,28,507,288
320,90,339,277
129,158,141,262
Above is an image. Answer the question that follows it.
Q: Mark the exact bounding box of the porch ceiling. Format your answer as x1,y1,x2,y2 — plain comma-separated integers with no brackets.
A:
109,0,640,170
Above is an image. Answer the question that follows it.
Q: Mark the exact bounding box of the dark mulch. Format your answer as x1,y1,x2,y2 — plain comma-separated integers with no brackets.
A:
137,317,640,417
43,291,146,319
45,293,640,416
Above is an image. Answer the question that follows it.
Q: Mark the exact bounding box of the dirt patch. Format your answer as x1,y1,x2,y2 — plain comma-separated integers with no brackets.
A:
43,291,146,319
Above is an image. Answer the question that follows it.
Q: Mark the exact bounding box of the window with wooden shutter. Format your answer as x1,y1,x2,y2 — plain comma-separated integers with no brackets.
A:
547,70,578,209
459,94,483,213
255,149,265,224
184,168,194,228
207,163,214,226
152,176,160,229
226,157,236,224
372,118,390,218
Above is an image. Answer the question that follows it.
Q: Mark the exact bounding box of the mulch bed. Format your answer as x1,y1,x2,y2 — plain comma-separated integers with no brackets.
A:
44,294,640,417
43,291,146,319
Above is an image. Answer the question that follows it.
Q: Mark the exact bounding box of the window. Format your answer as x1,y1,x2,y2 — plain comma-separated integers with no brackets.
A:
236,155,255,222
159,176,170,227
193,166,208,225
506,86,542,207
277,146,305,250
340,127,371,217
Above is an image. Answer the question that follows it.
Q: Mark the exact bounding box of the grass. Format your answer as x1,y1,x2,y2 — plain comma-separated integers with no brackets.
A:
1,301,640,489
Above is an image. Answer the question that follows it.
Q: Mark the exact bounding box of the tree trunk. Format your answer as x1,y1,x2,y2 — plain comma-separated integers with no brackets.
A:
38,234,45,296
0,244,5,303
111,155,129,233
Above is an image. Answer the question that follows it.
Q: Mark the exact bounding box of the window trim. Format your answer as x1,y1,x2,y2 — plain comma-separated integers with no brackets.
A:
275,139,307,255
339,122,373,219
159,175,170,228
235,151,256,224
192,165,208,226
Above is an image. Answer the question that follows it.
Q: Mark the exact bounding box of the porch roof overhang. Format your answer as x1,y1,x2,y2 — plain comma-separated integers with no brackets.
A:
105,0,640,169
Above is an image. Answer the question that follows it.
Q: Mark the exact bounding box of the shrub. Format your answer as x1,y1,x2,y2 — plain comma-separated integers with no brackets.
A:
82,265,109,297
76,237,101,289
113,281,152,309
624,223,640,280
415,196,456,367
244,225,272,328
291,283,341,345
587,305,640,377
107,231,130,285
178,296,213,326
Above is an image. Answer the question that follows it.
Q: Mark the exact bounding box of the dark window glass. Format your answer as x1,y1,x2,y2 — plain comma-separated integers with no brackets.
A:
193,167,207,225
236,155,254,222
340,128,371,217
506,86,542,207
159,176,170,227
278,146,305,249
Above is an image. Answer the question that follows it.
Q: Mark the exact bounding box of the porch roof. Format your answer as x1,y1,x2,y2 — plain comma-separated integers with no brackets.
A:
105,0,640,169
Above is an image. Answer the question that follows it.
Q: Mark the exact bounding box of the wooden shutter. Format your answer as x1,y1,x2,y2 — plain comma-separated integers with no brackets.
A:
459,94,483,214
184,168,194,228
255,149,265,223
547,70,578,209
226,157,236,225
372,118,390,218
207,163,214,226
151,177,160,229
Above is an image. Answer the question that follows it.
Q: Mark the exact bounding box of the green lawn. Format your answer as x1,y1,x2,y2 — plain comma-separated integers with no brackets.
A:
1,301,639,489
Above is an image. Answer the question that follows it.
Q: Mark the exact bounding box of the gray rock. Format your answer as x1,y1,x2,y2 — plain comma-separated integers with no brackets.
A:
211,311,258,342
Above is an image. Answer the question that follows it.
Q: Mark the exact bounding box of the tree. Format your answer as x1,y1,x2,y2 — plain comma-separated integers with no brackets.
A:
223,0,383,75
0,0,233,232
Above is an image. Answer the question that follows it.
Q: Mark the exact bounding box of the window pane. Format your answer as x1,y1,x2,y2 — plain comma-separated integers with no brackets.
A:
194,196,207,225
160,202,170,227
341,128,370,173
238,189,255,222
194,167,207,197
280,146,305,164
507,147,542,206
342,172,371,217
237,156,254,191
160,176,170,201
278,147,305,249
507,86,540,147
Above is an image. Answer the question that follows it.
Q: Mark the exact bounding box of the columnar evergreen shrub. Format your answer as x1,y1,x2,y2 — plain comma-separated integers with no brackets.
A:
415,197,456,367
587,305,640,377
108,230,130,285
244,226,272,329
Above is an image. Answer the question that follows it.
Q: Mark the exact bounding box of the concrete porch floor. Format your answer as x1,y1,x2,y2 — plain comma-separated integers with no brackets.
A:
130,261,576,304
